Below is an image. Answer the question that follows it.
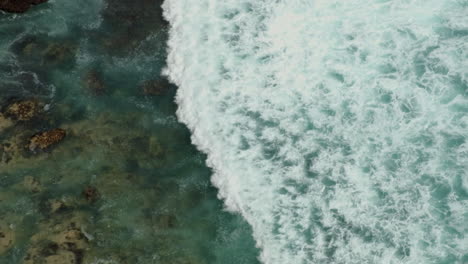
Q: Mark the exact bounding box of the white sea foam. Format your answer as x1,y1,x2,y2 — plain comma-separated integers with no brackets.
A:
162,0,468,263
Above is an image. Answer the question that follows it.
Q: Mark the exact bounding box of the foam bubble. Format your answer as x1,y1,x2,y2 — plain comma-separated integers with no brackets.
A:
163,0,468,263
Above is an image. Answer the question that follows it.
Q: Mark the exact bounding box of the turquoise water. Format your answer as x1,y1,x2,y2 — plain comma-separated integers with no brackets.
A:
2,0,468,263
164,0,468,263
0,1,260,263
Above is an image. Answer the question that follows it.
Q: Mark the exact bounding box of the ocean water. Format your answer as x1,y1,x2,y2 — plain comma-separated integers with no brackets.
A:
0,1,260,263
163,0,468,263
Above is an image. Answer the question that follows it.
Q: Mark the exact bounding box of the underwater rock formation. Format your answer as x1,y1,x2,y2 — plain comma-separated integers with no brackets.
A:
10,35,77,73
141,78,172,96
29,128,66,151
23,212,89,264
82,70,106,96
82,186,99,204
5,99,42,121
0,0,47,13
0,136,24,164
0,223,15,255
0,114,13,132
42,42,77,66
22,176,43,193
47,199,68,214
97,0,167,55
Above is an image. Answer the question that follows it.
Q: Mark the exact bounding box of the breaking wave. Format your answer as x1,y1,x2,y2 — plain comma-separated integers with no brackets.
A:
163,0,468,263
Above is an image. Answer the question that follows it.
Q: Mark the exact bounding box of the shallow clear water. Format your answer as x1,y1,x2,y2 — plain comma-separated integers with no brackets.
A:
164,0,468,263
0,1,260,263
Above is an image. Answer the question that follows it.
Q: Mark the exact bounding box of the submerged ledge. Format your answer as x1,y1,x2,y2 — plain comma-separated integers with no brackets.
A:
0,0,48,13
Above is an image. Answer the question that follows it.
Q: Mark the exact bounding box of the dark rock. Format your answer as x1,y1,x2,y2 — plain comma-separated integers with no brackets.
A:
42,42,76,66
40,242,59,257
28,128,66,151
82,186,99,203
0,0,48,13
82,70,106,95
141,78,172,96
157,214,177,229
97,0,167,55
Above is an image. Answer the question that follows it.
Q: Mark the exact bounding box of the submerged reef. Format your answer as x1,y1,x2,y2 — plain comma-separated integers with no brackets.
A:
28,128,66,151
0,104,180,263
0,0,260,262
4,100,42,122
82,70,106,96
0,0,47,13
0,91,245,263
23,212,89,264
141,78,173,96
0,223,15,255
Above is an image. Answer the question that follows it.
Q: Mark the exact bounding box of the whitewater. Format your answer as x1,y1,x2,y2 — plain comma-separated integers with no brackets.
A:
162,0,468,263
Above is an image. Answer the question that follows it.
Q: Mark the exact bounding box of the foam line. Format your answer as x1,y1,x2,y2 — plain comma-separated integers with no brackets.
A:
163,0,468,263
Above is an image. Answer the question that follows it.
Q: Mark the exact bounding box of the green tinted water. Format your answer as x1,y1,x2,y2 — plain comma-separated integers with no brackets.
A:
0,1,260,263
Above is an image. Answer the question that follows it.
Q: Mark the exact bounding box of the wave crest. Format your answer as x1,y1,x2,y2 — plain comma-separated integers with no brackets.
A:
163,0,468,263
